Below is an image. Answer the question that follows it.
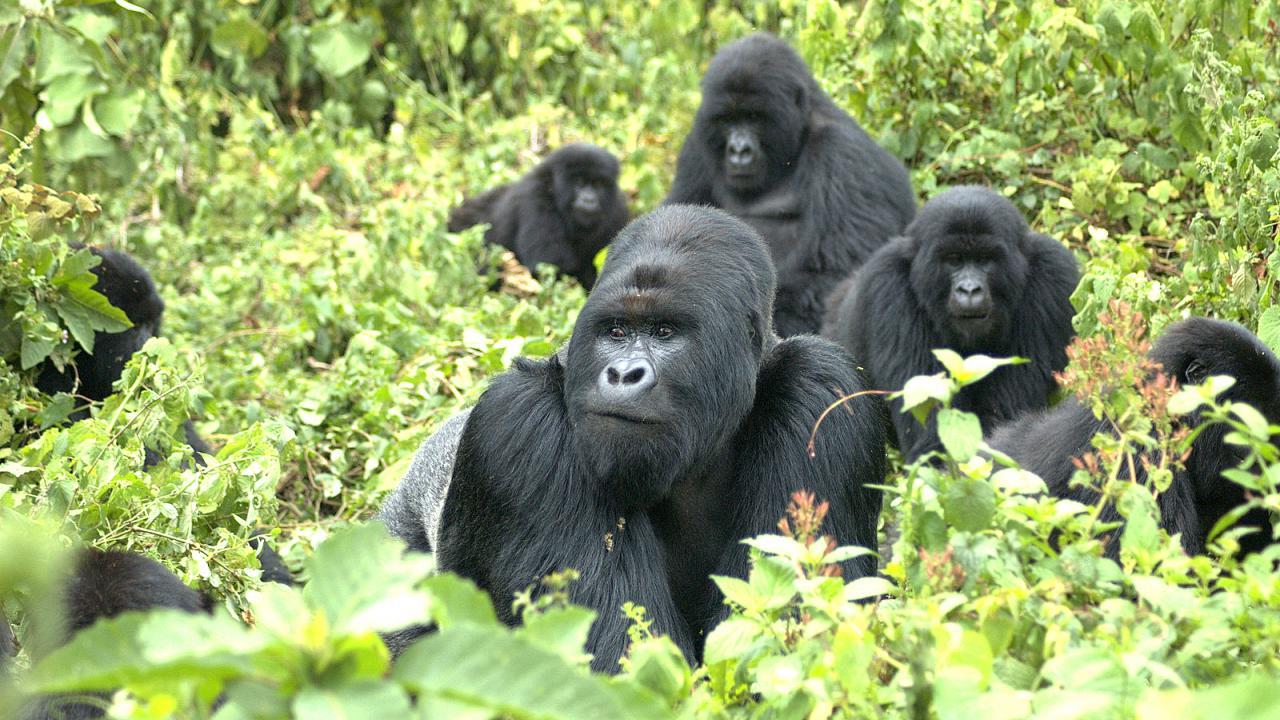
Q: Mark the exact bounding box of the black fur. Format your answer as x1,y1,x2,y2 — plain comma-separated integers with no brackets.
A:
420,205,886,672
448,143,630,290
825,186,1079,462
989,318,1280,557
34,246,210,464
666,33,916,336
23,549,209,720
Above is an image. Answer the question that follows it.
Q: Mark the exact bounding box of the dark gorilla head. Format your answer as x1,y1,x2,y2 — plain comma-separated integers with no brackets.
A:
545,143,623,230
1152,318,1280,534
695,33,812,196
565,205,776,508
63,550,210,636
36,247,165,403
907,187,1031,351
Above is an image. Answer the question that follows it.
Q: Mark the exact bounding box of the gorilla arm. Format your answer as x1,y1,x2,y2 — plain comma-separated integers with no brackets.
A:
436,355,694,673
703,336,887,625
846,237,941,460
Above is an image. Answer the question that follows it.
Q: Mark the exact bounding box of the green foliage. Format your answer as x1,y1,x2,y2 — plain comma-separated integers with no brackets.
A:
1,0,1280,717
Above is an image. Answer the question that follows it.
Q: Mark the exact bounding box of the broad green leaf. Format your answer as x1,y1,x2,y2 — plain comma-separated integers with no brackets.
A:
1118,484,1160,553
310,22,374,78
843,575,894,602
624,636,691,703
748,554,798,610
293,681,412,720
900,373,953,413
703,616,758,665
33,29,94,83
1258,306,1280,356
712,575,760,613
938,408,982,460
29,610,258,693
942,478,996,533
519,605,594,662
421,573,499,628
394,625,672,720
302,523,435,635
211,18,269,59
93,89,144,136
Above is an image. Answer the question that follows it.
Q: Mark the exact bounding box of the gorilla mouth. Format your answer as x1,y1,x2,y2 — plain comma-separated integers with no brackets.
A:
953,310,991,320
590,410,662,426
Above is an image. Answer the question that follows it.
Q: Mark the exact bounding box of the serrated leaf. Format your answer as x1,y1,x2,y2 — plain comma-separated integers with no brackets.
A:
712,575,760,613
741,534,805,558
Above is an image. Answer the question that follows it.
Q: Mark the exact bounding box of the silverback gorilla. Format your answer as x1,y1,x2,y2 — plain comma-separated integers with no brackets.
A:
387,205,887,672
990,318,1280,557
447,143,630,290
34,246,212,461
824,186,1079,462
666,33,916,337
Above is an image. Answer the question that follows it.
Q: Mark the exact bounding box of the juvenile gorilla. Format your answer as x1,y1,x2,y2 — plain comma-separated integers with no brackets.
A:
35,246,212,460
394,205,887,672
666,33,916,337
824,186,1079,462
448,143,630,290
989,318,1280,557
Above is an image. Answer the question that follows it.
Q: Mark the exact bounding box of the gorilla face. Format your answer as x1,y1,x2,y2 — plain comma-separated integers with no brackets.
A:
1151,318,1280,509
908,188,1030,351
697,35,811,197
550,144,622,231
564,207,774,508
37,247,166,404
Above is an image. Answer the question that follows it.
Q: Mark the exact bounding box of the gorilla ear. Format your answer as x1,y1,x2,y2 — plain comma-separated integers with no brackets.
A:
1184,359,1208,385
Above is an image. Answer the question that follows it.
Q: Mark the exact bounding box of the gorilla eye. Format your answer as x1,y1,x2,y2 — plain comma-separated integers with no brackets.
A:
608,325,627,340
655,323,676,339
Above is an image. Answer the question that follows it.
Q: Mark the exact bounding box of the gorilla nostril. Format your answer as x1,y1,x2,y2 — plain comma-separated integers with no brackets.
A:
622,366,646,385
606,367,621,385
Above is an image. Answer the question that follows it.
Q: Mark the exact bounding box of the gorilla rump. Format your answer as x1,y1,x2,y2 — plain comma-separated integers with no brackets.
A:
825,186,1079,462
990,318,1280,557
447,143,630,290
666,33,916,337
34,246,212,461
388,205,887,672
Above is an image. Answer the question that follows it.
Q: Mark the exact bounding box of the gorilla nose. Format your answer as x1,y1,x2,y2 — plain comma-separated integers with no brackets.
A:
727,136,754,167
952,282,989,313
575,189,600,213
599,357,656,400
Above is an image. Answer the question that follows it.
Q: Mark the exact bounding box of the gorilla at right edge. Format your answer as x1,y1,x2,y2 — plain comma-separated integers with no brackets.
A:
666,33,916,337
990,318,1280,558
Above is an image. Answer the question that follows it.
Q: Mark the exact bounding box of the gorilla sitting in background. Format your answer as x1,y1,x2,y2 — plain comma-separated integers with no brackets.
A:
824,186,1079,462
447,143,630,290
35,246,212,461
666,33,916,336
990,318,1280,558
385,205,887,672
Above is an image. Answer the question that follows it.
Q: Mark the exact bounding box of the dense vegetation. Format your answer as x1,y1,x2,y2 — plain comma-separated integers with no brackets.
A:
2,0,1280,717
